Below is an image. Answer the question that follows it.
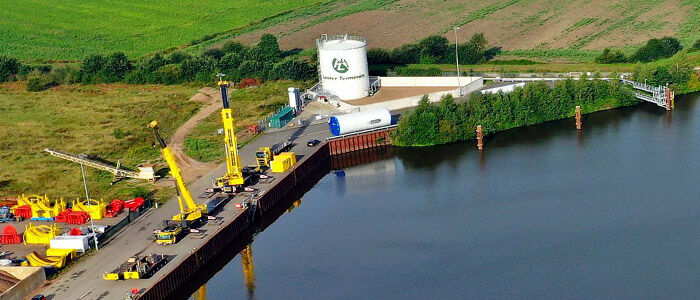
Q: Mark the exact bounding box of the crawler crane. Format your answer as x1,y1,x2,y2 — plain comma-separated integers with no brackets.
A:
213,74,246,193
148,121,207,244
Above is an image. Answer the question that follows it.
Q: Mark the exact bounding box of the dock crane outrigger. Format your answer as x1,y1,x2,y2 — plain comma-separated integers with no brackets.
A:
213,74,246,193
149,121,207,245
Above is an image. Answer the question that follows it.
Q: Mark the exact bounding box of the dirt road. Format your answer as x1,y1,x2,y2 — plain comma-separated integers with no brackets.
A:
169,88,222,182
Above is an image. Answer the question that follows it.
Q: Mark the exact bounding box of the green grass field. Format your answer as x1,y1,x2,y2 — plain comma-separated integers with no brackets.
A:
0,0,320,61
0,82,201,202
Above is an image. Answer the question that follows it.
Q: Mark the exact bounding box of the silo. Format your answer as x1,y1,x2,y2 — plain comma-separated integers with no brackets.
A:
317,34,370,100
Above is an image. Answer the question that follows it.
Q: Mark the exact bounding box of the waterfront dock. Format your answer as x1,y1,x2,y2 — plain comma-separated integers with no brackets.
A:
39,122,393,299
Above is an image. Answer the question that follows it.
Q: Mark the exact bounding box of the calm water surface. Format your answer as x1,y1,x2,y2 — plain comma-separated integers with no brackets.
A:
201,92,700,299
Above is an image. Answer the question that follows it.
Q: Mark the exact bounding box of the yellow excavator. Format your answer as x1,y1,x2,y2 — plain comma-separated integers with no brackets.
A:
149,121,207,245
213,74,245,193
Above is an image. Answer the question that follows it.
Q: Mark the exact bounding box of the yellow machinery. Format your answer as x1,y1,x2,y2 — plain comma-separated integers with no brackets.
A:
154,222,185,245
149,121,207,223
270,152,296,173
23,250,70,269
255,147,272,169
103,254,169,280
278,152,297,165
213,74,245,192
254,141,293,170
13,194,66,219
23,223,60,245
71,198,107,220
241,244,255,298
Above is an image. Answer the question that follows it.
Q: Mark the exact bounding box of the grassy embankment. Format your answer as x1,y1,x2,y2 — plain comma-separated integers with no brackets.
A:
0,83,201,202
184,80,311,162
0,0,320,61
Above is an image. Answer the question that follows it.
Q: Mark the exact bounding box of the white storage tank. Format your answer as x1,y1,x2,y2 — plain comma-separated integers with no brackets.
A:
317,34,370,100
329,108,391,136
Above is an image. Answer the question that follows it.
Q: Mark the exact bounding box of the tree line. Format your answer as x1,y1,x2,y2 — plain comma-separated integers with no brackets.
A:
393,78,637,146
1,34,317,91
595,36,693,64
367,33,499,66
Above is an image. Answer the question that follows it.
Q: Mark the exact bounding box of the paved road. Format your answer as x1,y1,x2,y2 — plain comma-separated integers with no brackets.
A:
41,122,331,300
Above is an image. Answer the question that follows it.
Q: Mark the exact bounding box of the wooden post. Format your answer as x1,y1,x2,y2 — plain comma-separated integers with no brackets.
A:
665,87,673,111
575,106,582,130
476,125,483,150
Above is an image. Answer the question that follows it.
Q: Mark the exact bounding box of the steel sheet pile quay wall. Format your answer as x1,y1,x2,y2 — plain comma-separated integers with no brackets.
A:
328,130,393,155
140,128,394,299
258,143,330,214
139,143,331,299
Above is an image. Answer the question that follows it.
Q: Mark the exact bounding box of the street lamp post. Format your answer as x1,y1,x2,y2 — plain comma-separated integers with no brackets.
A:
80,162,99,251
454,27,462,96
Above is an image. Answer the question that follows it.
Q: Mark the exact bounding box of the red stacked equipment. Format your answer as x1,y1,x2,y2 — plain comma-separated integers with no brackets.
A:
55,209,90,225
13,205,31,219
123,198,145,211
105,199,125,218
0,225,21,244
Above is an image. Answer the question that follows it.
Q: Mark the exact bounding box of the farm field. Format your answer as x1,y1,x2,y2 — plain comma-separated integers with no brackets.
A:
233,0,700,59
0,0,320,61
3,0,698,62
0,82,201,202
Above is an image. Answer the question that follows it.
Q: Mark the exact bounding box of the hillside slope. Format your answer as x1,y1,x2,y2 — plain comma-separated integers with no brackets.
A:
232,0,699,51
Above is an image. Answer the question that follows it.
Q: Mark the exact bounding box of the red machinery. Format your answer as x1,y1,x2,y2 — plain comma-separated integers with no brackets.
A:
13,205,31,219
55,209,90,225
0,225,21,244
123,198,145,211
69,228,83,236
105,199,125,218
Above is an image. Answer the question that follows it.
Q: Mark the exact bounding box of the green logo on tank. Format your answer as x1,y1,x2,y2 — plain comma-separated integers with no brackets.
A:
332,58,349,73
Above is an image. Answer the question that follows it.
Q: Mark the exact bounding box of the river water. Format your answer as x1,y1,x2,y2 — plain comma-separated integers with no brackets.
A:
200,92,700,299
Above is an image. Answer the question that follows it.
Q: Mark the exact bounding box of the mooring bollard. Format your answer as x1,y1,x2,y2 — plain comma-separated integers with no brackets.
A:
476,125,483,150
575,106,582,130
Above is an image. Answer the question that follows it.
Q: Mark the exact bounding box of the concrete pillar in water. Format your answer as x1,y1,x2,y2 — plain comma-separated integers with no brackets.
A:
476,125,483,150
575,106,582,130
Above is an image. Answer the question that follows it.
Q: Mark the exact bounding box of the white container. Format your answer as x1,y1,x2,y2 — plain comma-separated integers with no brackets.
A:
288,87,300,109
317,34,370,100
329,108,391,136
50,235,90,252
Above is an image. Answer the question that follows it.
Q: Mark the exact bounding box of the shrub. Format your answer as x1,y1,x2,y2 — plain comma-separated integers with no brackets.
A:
395,66,442,76
26,73,57,92
595,48,627,64
167,51,192,64
218,53,243,72
222,40,247,54
269,59,316,81
103,52,132,82
202,48,225,60
393,79,637,146
154,64,183,84
80,54,106,83
0,56,21,82
367,48,392,65
630,36,682,62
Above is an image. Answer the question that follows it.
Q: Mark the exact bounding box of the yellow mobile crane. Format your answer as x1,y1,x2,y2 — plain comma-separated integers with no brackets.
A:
149,121,207,244
214,74,245,193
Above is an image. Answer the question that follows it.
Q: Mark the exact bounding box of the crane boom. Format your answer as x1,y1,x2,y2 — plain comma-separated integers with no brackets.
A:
214,75,245,189
149,121,206,221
